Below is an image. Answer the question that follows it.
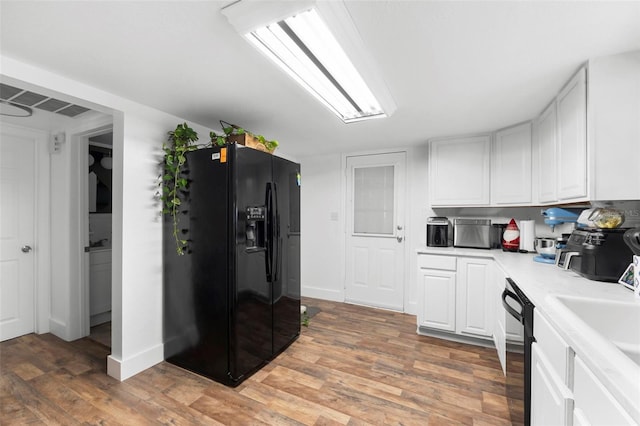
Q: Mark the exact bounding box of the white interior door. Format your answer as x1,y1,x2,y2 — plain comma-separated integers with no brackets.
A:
345,152,406,311
1,131,36,341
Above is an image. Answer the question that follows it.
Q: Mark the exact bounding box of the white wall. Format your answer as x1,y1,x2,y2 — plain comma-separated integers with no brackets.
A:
1,55,212,380
300,153,345,302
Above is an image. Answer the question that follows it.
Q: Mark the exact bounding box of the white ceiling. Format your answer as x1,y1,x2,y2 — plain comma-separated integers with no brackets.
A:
2,1,639,158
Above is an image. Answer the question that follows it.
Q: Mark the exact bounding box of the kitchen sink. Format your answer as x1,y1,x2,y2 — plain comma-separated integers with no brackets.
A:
554,295,640,366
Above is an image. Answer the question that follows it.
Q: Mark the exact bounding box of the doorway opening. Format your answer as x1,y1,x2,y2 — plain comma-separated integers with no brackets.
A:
83,128,113,348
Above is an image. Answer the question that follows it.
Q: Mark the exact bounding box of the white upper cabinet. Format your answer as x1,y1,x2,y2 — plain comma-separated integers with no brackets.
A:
556,67,588,201
491,122,532,205
428,52,639,207
429,135,491,206
536,102,558,204
588,51,640,200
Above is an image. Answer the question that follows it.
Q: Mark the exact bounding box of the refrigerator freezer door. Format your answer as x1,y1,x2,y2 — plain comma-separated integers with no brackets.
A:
164,146,231,381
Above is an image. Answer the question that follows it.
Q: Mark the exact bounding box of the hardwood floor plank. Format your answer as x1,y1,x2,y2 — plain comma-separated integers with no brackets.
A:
1,297,523,425
3,372,80,425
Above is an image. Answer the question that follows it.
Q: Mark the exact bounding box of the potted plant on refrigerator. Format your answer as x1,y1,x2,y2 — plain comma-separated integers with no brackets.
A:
210,121,278,154
160,121,279,255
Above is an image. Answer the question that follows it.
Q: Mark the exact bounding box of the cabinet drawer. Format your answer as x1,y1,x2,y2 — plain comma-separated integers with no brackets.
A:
418,254,456,271
534,310,572,385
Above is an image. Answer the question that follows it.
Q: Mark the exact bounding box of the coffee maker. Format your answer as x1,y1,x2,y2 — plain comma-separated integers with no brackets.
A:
557,228,634,282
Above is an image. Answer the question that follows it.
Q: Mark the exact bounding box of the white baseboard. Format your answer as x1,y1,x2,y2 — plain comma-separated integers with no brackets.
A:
107,343,164,381
405,300,418,315
49,317,68,341
301,286,344,302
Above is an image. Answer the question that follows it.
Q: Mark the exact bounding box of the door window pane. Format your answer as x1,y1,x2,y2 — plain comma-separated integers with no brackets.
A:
353,165,394,234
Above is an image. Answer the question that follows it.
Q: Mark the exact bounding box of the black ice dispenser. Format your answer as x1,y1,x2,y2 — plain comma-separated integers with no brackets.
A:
245,206,266,251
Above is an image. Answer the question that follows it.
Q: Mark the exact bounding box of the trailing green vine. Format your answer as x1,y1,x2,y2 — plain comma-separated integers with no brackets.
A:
161,123,200,255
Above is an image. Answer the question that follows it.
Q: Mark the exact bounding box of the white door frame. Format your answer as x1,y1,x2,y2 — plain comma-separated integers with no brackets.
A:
0,122,52,335
341,148,409,311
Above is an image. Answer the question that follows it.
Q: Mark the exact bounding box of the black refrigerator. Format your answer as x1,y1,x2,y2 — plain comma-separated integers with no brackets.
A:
163,144,301,387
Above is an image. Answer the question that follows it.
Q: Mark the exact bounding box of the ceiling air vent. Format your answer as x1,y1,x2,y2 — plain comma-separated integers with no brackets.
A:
0,82,93,118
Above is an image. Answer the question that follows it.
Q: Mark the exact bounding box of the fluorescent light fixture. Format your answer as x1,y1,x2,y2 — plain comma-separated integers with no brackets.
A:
221,1,396,123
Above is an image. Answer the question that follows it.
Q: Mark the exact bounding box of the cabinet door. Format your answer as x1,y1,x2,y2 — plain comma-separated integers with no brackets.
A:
492,122,532,204
557,67,587,201
418,269,456,332
536,102,558,203
429,135,491,206
530,343,573,426
589,51,640,200
456,257,493,337
493,266,507,375
89,251,112,317
573,356,635,425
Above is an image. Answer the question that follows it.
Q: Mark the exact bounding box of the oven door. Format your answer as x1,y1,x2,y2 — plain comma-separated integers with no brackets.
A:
502,278,534,426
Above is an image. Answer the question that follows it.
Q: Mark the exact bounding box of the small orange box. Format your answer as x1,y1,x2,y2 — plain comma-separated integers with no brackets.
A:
220,147,227,163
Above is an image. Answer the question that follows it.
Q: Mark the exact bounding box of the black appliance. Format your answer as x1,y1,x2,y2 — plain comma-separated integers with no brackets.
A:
426,217,452,247
556,228,633,282
163,144,301,387
624,227,640,255
502,278,535,426
491,223,507,249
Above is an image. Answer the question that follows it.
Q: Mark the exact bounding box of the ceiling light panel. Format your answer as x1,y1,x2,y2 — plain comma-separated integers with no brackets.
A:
222,1,395,124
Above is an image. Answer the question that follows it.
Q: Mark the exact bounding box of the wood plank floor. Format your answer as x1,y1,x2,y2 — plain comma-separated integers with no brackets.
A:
1,298,524,425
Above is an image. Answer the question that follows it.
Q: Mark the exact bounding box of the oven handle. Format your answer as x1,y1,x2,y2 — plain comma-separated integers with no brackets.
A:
502,288,524,324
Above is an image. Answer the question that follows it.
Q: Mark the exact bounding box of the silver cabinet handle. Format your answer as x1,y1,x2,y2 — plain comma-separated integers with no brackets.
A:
21,245,32,253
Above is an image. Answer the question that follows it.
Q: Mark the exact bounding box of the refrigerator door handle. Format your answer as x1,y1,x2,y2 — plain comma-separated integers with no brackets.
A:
265,182,273,282
273,182,280,283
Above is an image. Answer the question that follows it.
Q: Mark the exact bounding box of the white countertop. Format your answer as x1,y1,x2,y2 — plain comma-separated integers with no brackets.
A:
417,246,640,422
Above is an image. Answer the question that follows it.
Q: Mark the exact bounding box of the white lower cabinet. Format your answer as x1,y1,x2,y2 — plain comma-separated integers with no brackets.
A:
531,343,574,426
531,310,636,425
573,356,635,425
89,249,112,326
417,255,457,332
493,265,507,375
418,269,456,331
456,257,493,337
417,254,493,339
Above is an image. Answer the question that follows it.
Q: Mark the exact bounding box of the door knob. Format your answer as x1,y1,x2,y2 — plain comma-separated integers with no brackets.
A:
397,225,403,230
21,245,32,253
396,236,403,243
